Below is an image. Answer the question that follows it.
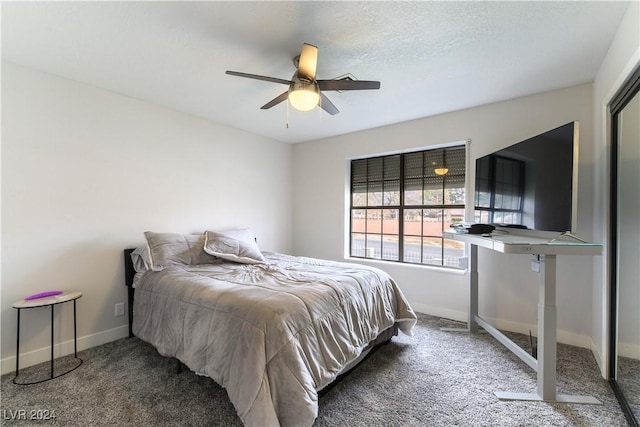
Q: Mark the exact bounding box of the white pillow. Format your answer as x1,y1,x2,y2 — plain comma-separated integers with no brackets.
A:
204,228,265,264
131,246,151,273
144,232,217,271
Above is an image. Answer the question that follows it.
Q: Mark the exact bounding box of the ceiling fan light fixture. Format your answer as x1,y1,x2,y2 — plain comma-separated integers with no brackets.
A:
288,80,320,111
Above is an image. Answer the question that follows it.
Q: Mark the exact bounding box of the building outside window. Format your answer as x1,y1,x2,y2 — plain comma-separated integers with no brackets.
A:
350,146,466,268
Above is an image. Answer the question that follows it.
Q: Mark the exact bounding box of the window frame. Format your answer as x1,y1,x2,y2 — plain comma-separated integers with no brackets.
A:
349,145,466,268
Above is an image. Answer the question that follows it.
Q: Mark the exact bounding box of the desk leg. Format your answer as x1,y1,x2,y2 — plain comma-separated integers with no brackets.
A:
495,254,601,404
440,243,478,333
468,244,479,333
538,254,557,400
539,255,600,404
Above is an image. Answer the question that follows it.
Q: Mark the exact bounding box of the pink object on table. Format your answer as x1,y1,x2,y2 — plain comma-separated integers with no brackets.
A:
24,290,63,301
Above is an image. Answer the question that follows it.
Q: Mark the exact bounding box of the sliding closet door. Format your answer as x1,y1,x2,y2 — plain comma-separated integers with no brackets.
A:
610,66,640,427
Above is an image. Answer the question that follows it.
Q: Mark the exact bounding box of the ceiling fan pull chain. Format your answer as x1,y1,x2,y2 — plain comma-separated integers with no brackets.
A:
286,99,290,128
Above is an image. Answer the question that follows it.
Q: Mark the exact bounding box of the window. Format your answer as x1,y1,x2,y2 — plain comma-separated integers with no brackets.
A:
350,146,466,268
474,155,524,225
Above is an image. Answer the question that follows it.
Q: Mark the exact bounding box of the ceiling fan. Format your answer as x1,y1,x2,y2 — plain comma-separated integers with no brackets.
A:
226,43,380,115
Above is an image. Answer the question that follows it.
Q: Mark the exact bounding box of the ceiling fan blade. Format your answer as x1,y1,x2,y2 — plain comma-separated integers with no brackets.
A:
261,91,290,110
317,80,381,91
297,43,318,81
319,93,339,115
226,70,291,86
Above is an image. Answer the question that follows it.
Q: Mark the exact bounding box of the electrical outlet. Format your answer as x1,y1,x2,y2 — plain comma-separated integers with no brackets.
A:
115,302,125,317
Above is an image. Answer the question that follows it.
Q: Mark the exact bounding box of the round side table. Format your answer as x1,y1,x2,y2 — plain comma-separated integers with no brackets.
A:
12,291,83,385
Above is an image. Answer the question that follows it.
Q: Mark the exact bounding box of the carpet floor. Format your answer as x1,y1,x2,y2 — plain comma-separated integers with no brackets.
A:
1,313,629,426
617,356,640,421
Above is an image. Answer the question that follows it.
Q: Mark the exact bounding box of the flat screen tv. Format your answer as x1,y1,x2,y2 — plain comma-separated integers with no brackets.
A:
474,121,579,234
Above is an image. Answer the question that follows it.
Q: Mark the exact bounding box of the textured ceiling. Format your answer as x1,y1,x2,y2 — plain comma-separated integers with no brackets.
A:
1,1,631,143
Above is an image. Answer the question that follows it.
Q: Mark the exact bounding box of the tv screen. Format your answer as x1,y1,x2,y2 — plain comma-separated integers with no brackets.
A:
474,122,578,233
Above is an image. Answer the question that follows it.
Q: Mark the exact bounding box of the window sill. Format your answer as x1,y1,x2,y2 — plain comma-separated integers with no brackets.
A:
343,257,466,274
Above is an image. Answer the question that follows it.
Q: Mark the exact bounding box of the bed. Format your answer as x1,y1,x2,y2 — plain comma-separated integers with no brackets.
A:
124,229,416,427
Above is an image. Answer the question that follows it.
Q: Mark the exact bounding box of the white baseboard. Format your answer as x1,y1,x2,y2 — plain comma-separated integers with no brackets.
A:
590,337,606,378
489,316,592,350
410,303,467,324
618,341,640,360
0,325,129,375
589,339,640,379
411,303,592,349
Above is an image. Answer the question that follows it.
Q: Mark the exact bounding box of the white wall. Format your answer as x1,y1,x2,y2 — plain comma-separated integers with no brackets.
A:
293,84,596,349
592,1,640,375
1,62,293,373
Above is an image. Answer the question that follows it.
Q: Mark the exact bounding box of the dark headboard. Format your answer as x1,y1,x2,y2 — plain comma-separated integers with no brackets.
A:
124,248,136,287
124,248,136,338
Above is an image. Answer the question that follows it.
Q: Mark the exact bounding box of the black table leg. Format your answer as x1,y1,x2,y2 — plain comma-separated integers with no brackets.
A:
15,309,20,377
73,299,77,358
50,305,54,379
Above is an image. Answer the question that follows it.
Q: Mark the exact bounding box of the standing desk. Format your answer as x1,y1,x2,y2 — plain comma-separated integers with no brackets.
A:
443,230,602,404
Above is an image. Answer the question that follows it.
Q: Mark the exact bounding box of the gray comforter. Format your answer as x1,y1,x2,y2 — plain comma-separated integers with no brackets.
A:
133,252,416,426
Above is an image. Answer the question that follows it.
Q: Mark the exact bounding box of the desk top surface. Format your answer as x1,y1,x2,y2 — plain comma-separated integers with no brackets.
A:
13,291,82,309
443,231,602,255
